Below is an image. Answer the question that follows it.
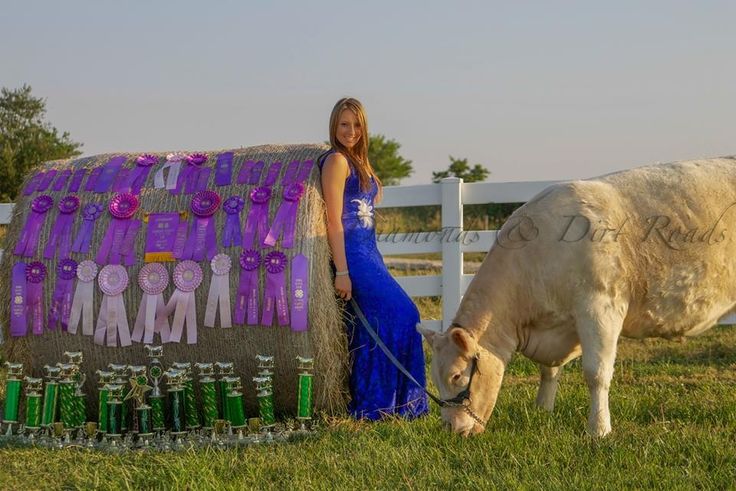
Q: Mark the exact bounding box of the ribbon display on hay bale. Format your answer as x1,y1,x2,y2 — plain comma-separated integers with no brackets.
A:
0,144,349,418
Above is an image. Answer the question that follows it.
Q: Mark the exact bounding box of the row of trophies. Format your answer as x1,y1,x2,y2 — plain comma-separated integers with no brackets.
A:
0,346,316,451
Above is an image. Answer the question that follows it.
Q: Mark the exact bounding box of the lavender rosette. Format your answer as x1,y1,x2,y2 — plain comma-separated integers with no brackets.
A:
43,195,80,260
234,249,261,325
71,203,104,254
14,195,53,257
132,263,171,344
48,258,78,331
204,254,233,328
67,260,98,336
166,260,203,344
222,196,245,248
242,186,272,249
261,250,290,327
94,264,132,347
262,182,305,249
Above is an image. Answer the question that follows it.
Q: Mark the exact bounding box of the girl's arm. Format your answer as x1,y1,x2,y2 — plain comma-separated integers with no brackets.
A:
321,152,352,299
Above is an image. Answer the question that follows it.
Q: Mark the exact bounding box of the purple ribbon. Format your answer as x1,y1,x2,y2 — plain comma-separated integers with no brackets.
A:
52,169,72,191
84,167,102,191
189,167,211,193
71,203,104,254
22,172,44,196
43,195,80,260
261,251,289,326
178,191,220,261
172,218,190,259
120,219,142,266
214,152,234,186
48,259,77,331
67,168,87,193
94,156,126,193
26,262,46,335
14,195,53,257
97,218,130,265
222,196,244,248
263,162,282,186
238,160,266,185
262,182,304,248
242,187,272,249
169,164,193,195
297,160,315,182
112,167,131,193
290,254,309,331
234,250,261,325
10,263,28,337
281,160,300,185
36,170,58,192
144,212,180,262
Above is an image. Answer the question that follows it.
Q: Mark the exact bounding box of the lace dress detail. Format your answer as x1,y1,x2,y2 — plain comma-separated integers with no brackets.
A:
319,150,428,420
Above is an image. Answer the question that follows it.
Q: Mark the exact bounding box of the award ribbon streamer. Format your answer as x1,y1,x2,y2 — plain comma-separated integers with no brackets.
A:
237,160,265,185
221,196,244,248
262,183,304,249
178,191,220,261
22,171,44,196
84,167,102,191
67,168,87,193
290,254,309,332
234,250,260,326
47,259,77,332
94,264,132,347
154,152,187,190
95,193,140,265
261,251,289,327
166,260,203,344
71,203,104,254
68,260,98,336
14,195,53,258
214,152,234,186
10,262,28,337
93,156,126,193
241,187,272,250
132,263,171,344
120,154,157,195
51,169,71,191
36,170,57,192
205,254,233,328
25,262,46,335
43,195,80,260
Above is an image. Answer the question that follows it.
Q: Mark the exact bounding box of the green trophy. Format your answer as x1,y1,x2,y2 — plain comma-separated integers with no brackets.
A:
164,369,187,447
253,376,276,429
108,364,129,433
95,370,114,434
40,365,61,431
296,357,314,431
124,369,153,447
127,365,147,434
57,363,77,442
255,355,275,387
172,362,200,432
215,362,234,424
63,352,87,435
23,376,43,441
145,345,166,434
2,362,23,435
104,384,124,449
224,376,246,440
195,363,218,432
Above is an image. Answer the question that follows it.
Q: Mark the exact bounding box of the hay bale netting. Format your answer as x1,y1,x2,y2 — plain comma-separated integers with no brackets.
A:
0,143,349,417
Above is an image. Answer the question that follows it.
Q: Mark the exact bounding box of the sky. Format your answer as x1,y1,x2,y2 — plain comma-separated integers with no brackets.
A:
1,1,734,185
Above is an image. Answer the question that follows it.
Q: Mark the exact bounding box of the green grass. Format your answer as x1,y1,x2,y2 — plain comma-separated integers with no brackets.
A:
2,294,736,489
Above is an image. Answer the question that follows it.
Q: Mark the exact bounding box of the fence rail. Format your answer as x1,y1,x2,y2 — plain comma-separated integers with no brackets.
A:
2,177,735,334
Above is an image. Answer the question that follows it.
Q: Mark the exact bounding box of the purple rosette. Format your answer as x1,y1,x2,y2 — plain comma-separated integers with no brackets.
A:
57,259,78,280
173,260,203,292
187,153,209,166
32,195,54,214
76,260,98,282
250,186,272,204
83,203,104,220
109,193,140,219
264,251,287,274
282,182,305,202
138,263,169,295
26,262,47,283
223,196,245,214
71,204,104,255
191,190,221,217
240,249,261,271
136,154,159,167
58,195,80,214
98,264,129,296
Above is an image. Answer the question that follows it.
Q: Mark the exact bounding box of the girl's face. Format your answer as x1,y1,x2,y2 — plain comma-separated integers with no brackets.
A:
336,109,361,149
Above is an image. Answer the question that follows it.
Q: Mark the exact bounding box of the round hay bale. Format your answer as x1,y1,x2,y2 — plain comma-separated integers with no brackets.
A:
0,143,349,417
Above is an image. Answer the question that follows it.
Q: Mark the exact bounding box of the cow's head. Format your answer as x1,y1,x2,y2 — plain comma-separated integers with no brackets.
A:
419,325,506,436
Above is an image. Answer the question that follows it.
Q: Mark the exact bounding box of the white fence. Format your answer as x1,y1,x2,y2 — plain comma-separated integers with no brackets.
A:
2,177,735,336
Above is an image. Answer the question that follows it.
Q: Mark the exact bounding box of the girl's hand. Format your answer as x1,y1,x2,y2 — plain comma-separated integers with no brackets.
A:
334,275,352,301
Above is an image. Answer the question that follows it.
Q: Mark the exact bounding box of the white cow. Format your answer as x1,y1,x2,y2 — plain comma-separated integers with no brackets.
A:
420,157,736,436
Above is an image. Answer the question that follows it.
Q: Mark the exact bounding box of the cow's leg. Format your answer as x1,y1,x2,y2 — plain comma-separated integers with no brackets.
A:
575,298,625,437
535,364,562,412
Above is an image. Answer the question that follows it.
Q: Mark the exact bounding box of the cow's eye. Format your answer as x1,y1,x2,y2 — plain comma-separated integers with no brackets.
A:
450,373,462,384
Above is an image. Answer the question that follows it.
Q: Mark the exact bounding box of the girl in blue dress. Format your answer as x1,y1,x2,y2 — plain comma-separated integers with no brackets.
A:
319,97,429,420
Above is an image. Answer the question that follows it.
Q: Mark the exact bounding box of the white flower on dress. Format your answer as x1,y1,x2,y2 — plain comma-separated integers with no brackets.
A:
351,198,374,228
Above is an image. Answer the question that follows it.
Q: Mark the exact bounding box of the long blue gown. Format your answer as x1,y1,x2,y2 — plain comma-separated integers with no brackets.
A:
319,150,429,420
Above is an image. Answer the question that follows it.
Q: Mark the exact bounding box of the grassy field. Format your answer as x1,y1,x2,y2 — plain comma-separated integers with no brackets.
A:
1,308,735,489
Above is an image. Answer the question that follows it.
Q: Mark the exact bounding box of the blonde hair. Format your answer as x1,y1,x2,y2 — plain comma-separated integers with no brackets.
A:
328,97,383,195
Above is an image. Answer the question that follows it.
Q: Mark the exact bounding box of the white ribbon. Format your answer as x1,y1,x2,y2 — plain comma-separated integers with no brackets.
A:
68,279,95,335
94,293,132,347
166,289,197,344
204,272,232,328
132,293,171,344
153,162,182,190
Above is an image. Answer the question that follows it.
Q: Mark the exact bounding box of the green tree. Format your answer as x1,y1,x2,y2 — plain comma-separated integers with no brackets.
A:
0,85,82,201
368,134,413,185
432,156,490,183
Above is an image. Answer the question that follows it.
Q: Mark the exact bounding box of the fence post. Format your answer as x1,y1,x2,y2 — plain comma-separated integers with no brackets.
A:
440,177,463,332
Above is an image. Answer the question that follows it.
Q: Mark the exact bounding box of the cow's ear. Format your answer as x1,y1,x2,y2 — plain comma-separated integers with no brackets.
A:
450,327,474,354
417,323,437,345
